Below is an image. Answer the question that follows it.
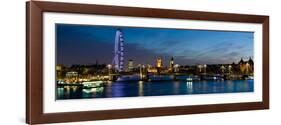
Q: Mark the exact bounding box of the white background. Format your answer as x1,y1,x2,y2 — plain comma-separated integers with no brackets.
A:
0,0,279,125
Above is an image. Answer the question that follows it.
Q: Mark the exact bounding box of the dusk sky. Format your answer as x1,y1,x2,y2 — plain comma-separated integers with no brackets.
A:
56,24,253,67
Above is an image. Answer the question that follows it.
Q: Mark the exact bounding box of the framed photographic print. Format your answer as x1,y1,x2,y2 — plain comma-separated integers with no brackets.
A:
26,1,269,124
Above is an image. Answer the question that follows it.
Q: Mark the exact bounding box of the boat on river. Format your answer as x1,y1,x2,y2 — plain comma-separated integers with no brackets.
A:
116,75,140,82
245,76,254,80
82,81,104,89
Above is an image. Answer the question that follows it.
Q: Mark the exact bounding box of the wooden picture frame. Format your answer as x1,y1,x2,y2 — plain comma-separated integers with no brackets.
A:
26,1,269,124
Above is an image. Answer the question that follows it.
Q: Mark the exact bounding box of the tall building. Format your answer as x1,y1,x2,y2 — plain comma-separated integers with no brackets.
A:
128,59,134,71
169,57,174,71
156,57,163,68
238,57,254,74
56,65,63,79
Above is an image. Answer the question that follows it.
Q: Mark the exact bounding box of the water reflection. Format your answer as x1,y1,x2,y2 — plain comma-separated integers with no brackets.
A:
138,81,144,96
111,82,125,97
226,80,234,92
173,81,180,94
186,81,193,94
57,80,254,99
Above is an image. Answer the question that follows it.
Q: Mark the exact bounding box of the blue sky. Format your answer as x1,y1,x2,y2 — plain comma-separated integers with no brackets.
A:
56,24,253,66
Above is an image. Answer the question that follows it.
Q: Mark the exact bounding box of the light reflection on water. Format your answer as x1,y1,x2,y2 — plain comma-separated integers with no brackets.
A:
138,81,144,96
186,82,193,94
57,80,254,100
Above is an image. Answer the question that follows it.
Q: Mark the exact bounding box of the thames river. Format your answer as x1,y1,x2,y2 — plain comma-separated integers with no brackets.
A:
57,80,253,100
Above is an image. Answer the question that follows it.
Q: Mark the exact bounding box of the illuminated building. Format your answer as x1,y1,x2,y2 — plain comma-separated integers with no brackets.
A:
197,65,203,73
228,65,232,74
220,65,226,73
156,57,163,68
139,65,147,80
128,59,134,71
169,57,174,72
248,57,254,72
65,71,79,83
203,64,207,74
147,64,157,73
174,64,180,72
155,57,163,74
56,65,64,79
66,71,78,78
147,68,158,73
238,57,254,74
56,65,62,71
147,57,164,73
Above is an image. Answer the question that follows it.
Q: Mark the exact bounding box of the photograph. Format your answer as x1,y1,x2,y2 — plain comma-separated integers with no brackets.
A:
56,24,254,100
25,1,270,124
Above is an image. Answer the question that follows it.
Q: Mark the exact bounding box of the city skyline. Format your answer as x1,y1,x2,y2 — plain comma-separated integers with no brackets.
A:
56,24,254,67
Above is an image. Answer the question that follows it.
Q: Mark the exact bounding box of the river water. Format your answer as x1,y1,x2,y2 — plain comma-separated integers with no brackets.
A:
57,80,253,100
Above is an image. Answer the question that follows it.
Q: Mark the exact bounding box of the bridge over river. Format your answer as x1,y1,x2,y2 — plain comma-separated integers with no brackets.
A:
107,72,231,82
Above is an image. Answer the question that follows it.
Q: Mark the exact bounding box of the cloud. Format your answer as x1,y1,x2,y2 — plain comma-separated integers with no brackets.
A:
57,24,253,66
227,52,240,57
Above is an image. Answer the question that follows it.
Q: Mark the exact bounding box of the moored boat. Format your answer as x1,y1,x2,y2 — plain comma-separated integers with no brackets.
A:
116,75,140,82
82,81,104,89
245,76,254,80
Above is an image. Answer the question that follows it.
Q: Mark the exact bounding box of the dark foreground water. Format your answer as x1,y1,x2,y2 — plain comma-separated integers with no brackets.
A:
57,80,254,100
